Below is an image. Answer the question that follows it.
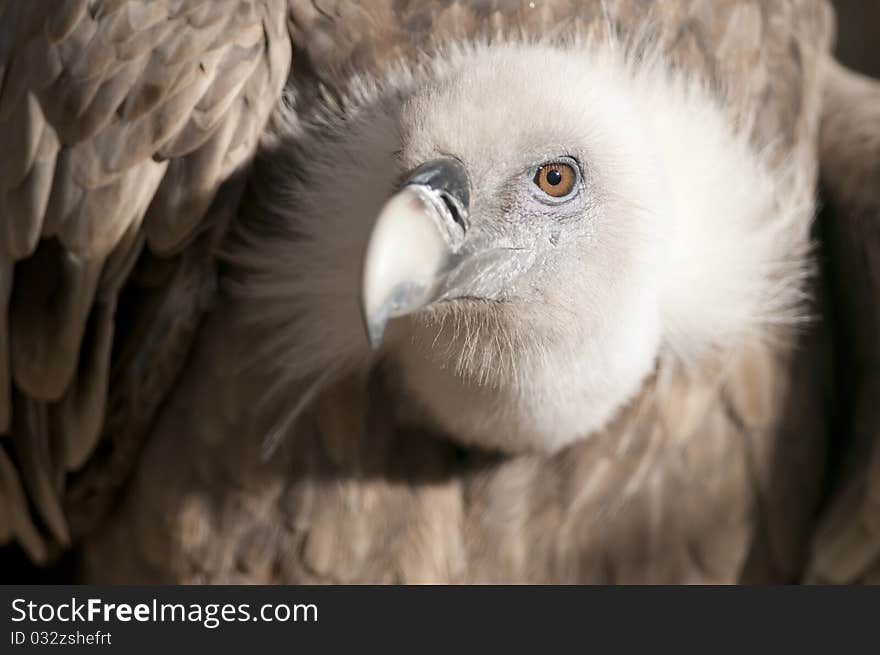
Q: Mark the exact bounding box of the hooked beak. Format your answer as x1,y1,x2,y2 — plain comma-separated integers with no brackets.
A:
361,157,470,349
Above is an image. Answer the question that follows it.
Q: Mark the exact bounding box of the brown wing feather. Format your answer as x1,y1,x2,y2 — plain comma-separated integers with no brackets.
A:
805,59,880,584
0,0,291,561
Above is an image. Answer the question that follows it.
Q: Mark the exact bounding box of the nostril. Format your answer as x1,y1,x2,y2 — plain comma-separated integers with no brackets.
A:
441,193,468,231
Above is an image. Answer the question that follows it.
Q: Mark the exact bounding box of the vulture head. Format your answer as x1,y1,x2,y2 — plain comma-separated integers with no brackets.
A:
239,41,804,454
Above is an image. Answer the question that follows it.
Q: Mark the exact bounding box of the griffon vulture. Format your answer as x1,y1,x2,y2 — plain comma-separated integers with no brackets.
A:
0,0,877,584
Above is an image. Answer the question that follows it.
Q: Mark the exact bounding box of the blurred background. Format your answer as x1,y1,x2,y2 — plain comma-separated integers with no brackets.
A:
833,0,880,78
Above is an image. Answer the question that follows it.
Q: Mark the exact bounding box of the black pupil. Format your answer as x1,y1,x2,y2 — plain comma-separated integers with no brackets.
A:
546,168,562,186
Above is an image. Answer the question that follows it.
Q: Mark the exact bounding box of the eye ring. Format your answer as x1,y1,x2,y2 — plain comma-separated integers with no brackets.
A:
532,158,579,200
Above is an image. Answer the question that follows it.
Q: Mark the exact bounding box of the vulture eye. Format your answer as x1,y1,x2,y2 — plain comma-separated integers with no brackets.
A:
533,160,578,199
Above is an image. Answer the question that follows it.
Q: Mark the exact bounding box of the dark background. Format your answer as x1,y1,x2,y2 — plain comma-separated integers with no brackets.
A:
833,0,880,79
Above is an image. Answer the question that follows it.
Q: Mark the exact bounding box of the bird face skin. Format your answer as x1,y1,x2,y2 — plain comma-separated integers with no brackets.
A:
237,41,807,454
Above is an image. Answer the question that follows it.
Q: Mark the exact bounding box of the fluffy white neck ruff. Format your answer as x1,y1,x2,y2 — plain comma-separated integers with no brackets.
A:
229,37,813,454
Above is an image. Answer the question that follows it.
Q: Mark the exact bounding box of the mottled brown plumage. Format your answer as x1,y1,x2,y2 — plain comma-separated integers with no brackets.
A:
804,58,880,584
0,0,290,562
0,0,876,584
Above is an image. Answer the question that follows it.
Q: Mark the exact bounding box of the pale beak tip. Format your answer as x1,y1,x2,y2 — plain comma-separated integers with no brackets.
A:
364,312,387,350
361,285,391,350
